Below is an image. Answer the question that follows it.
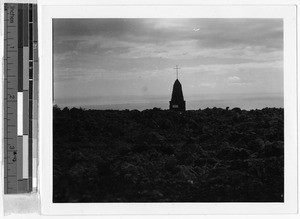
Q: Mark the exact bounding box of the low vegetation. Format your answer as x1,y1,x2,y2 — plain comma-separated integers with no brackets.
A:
53,106,284,202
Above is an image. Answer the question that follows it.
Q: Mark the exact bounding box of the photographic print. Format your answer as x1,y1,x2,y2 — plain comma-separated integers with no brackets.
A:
53,18,284,203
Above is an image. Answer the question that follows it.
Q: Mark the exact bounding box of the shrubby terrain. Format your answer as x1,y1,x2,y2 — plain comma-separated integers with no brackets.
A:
53,106,284,202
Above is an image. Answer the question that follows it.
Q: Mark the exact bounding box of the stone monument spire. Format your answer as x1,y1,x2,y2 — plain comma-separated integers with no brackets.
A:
169,65,186,111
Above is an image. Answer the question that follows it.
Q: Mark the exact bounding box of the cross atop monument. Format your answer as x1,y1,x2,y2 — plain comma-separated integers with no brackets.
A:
174,65,181,79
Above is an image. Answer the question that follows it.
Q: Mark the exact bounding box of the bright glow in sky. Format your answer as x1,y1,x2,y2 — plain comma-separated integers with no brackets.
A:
53,19,283,110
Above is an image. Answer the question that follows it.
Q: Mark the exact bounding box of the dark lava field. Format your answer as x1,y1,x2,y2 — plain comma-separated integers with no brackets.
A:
53,106,284,202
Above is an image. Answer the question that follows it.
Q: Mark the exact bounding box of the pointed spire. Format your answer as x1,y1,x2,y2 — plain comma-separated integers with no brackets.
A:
174,65,180,80
170,65,186,111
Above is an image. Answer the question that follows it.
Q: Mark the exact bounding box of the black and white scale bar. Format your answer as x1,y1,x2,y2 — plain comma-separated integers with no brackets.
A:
4,3,38,194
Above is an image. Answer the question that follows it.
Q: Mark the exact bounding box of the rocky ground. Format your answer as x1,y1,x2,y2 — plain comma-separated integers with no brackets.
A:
53,106,284,202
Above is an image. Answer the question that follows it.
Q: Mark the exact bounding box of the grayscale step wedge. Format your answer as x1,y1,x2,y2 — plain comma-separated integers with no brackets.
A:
4,3,38,194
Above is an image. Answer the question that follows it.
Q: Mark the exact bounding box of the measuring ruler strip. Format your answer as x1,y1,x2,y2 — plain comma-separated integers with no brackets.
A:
32,3,38,190
4,3,38,194
17,4,23,191
28,3,33,190
23,3,29,190
4,3,19,194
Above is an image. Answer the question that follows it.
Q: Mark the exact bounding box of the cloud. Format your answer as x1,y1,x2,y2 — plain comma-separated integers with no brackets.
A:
54,19,283,51
54,19,283,61
53,18,283,104
199,82,216,88
228,76,241,83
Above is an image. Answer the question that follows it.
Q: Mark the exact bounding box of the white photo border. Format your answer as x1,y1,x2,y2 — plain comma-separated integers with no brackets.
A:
39,2,298,215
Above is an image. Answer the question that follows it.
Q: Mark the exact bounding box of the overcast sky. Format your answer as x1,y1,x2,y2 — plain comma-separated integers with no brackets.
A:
53,19,283,110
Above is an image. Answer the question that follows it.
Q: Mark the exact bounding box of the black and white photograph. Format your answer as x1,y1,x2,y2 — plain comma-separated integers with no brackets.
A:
52,18,284,203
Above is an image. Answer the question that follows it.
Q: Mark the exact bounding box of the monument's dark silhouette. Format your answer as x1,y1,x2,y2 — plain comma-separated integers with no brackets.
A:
169,65,186,111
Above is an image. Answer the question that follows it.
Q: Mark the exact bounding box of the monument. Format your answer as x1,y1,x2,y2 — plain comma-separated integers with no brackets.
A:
169,65,186,111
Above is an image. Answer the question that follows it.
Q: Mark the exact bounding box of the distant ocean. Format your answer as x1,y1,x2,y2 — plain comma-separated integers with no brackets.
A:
55,93,283,111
